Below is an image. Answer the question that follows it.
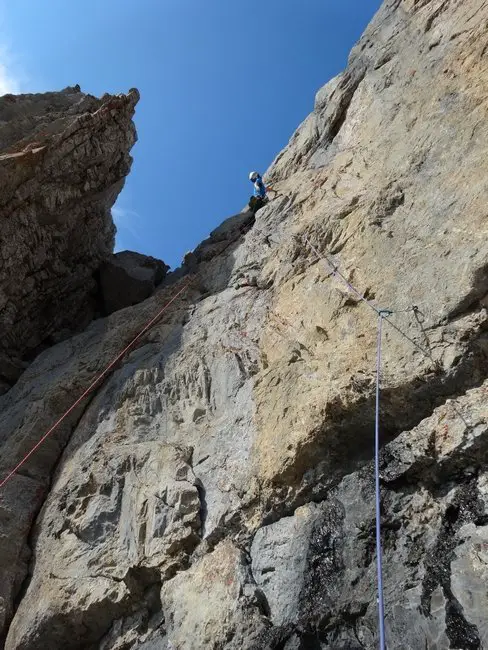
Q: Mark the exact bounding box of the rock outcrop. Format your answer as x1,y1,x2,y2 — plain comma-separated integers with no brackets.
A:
99,251,169,315
2,0,488,648
0,86,139,391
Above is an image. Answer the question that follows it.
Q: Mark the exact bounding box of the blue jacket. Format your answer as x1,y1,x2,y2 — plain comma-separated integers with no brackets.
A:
253,177,267,198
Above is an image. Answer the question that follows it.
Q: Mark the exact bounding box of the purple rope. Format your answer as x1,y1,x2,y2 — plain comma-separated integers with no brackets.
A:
302,233,443,648
375,312,387,650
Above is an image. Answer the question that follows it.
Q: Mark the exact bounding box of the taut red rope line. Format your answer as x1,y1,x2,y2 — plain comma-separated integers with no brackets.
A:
0,279,193,490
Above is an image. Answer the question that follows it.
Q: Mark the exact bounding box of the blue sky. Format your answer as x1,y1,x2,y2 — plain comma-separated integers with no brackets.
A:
0,0,381,269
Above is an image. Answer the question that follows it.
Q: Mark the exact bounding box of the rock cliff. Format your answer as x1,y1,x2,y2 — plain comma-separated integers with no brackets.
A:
2,0,488,648
0,86,139,392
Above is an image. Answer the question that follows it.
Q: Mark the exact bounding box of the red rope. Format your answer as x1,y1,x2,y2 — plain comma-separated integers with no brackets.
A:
0,279,193,490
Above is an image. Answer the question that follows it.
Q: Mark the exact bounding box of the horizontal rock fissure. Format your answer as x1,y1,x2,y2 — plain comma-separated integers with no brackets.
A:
261,327,488,523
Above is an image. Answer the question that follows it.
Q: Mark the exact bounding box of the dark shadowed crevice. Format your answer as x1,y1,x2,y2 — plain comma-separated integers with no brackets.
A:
446,262,488,321
328,73,365,144
194,478,208,539
421,479,484,650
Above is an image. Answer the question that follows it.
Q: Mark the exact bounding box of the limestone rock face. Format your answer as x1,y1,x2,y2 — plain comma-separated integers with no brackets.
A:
3,0,488,648
0,86,139,390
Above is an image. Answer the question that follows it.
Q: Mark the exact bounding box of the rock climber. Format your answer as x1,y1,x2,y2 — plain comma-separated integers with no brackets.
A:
248,171,276,214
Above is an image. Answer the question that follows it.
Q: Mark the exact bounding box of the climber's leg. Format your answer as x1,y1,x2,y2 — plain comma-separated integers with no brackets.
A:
248,196,267,214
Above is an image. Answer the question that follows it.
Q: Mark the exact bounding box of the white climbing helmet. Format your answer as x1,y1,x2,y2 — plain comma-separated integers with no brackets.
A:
249,171,259,182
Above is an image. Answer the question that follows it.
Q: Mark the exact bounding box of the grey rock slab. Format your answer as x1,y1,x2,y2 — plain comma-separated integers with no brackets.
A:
5,437,201,649
250,503,323,626
161,540,266,650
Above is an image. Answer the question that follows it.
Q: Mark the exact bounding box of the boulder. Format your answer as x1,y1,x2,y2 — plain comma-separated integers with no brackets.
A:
99,251,169,315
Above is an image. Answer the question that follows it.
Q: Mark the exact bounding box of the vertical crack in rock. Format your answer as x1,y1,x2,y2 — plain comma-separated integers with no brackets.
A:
194,478,208,538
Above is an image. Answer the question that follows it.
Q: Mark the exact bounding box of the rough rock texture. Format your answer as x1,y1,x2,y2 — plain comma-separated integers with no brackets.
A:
2,0,488,648
99,251,169,315
0,86,139,391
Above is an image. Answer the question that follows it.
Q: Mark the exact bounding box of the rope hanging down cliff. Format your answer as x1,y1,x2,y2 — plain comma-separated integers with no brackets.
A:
0,279,194,490
375,310,390,650
0,211,258,491
300,233,444,650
